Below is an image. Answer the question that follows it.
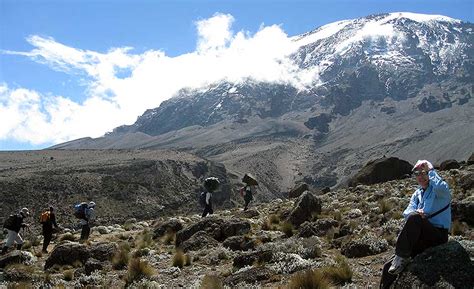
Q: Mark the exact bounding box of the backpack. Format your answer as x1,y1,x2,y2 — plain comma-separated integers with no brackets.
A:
199,192,207,207
74,202,89,219
3,214,17,230
39,211,51,223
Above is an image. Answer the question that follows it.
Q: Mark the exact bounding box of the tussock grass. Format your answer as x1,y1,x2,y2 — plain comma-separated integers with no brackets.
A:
451,220,465,236
137,229,154,249
378,199,392,214
321,255,353,285
112,242,131,270
172,249,189,268
63,269,74,281
125,257,155,286
288,269,330,289
280,222,294,237
162,230,176,245
200,274,224,289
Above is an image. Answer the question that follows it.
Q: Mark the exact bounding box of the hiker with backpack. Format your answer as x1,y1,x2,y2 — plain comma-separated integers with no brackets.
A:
241,174,258,211
380,160,451,289
1,208,30,254
39,206,59,253
201,177,219,218
74,201,96,242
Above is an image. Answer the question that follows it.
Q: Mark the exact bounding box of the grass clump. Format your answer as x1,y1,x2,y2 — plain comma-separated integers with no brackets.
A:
200,274,224,289
63,269,74,281
172,249,186,268
451,220,465,236
162,230,176,245
59,233,76,242
280,222,294,237
321,255,353,285
287,269,330,289
378,199,392,214
137,229,154,250
112,242,131,270
125,257,155,286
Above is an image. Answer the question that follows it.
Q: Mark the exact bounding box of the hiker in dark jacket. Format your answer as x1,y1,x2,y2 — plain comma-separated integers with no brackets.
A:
380,160,451,289
202,177,219,218
41,206,59,253
1,208,30,254
242,185,254,211
80,201,96,242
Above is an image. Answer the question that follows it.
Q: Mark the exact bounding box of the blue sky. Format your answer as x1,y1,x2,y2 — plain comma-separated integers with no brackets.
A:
1,0,473,151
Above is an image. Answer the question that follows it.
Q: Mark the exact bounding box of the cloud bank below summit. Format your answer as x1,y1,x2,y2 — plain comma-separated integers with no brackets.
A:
1,13,318,146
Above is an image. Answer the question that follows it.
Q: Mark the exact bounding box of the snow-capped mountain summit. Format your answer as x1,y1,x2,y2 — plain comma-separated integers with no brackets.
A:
53,13,473,195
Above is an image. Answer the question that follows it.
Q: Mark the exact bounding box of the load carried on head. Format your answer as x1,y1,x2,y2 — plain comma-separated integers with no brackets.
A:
204,177,220,192
242,173,258,186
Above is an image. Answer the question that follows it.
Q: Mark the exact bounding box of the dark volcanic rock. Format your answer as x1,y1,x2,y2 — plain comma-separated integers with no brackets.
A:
393,241,474,289
458,171,474,192
0,251,35,269
439,159,460,170
286,192,322,227
452,200,474,226
84,258,103,275
153,218,183,239
225,266,276,285
417,94,452,113
89,242,118,262
45,242,90,269
288,183,309,199
179,231,219,252
220,220,251,240
222,235,255,251
233,250,273,268
348,157,412,187
468,153,474,165
175,217,224,245
341,236,388,258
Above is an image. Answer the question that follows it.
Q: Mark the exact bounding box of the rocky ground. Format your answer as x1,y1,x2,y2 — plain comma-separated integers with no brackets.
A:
1,162,472,288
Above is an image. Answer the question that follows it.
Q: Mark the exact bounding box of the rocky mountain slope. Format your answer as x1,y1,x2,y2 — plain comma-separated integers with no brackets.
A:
0,149,232,226
1,162,472,288
52,13,474,199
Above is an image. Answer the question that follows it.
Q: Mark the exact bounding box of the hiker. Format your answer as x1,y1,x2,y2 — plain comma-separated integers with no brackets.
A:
40,206,59,253
241,173,258,211
380,160,451,289
201,177,219,218
241,185,255,211
79,201,96,242
1,208,30,254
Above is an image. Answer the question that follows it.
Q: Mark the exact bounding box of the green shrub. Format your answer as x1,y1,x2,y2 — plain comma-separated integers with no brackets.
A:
112,243,131,270
200,274,224,289
125,257,155,286
287,269,330,289
269,214,280,224
321,255,352,285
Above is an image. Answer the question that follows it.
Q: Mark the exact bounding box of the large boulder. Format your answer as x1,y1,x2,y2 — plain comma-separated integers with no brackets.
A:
89,242,118,262
175,217,224,245
153,218,183,239
179,231,219,252
0,251,36,268
439,159,460,171
233,250,273,268
84,258,103,275
222,235,255,251
452,200,474,226
348,157,412,187
393,241,474,289
288,183,309,199
341,235,388,258
44,242,90,269
458,171,474,192
224,266,276,286
467,153,474,165
220,220,251,241
286,192,322,227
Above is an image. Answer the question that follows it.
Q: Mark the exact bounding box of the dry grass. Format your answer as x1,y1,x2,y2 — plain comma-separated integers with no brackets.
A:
378,198,392,214
63,269,74,281
112,242,131,270
287,268,330,289
200,274,224,289
162,230,176,245
59,233,76,242
280,222,294,237
125,257,155,286
451,220,465,236
137,229,154,249
172,249,186,268
321,255,353,285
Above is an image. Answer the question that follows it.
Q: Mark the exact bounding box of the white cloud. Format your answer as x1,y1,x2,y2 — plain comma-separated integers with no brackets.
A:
1,13,316,147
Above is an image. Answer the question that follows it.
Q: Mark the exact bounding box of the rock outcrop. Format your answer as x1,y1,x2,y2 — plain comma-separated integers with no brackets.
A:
348,157,412,187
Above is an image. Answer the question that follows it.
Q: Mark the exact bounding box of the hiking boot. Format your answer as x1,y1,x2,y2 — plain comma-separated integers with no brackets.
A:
388,255,410,274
